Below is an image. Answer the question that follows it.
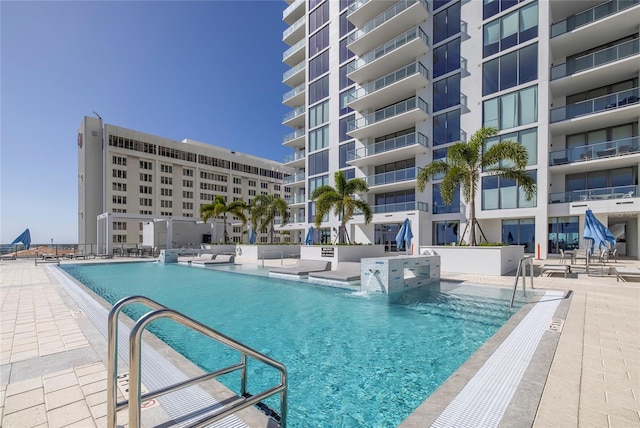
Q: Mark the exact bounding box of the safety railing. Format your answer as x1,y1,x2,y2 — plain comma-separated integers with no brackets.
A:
510,256,534,308
107,296,287,428
261,250,285,267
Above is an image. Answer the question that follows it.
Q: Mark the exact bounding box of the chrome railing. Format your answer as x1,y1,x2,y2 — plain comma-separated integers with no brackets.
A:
551,0,639,38
347,26,429,73
284,150,306,163
283,15,305,40
347,0,429,44
348,62,428,103
549,136,639,165
551,38,639,80
367,167,417,186
283,128,305,143
283,83,306,102
510,256,534,308
283,106,305,123
550,87,639,123
370,201,428,214
348,97,428,131
107,296,288,428
347,132,428,160
283,39,305,61
549,185,638,203
282,60,305,82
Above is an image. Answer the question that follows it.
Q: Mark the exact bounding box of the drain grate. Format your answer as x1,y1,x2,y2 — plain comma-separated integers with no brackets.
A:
70,309,86,318
547,318,564,333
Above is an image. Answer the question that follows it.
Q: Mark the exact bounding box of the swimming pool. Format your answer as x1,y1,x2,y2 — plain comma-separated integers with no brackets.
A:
62,262,529,427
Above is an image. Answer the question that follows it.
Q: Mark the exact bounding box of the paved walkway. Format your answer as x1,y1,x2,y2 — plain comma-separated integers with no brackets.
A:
1,258,638,427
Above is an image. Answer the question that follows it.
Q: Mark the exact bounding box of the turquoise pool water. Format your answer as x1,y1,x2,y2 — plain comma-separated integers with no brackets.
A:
62,262,526,427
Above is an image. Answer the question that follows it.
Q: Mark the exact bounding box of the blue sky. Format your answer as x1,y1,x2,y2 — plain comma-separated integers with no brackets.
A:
1,0,290,244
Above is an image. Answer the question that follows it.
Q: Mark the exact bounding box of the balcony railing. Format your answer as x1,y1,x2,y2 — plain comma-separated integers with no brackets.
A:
283,83,305,102
284,150,306,163
348,0,371,15
549,136,639,165
283,15,305,40
348,132,428,160
348,62,428,102
347,26,429,73
283,128,305,143
283,0,304,20
551,0,639,38
348,97,428,132
370,201,428,214
347,0,429,45
551,38,639,80
283,172,306,184
284,194,306,205
283,39,305,61
283,106,305,123
550,87,639,123
549,185,638,203
283,60,305,82
432,203,460,214
367,167,417,186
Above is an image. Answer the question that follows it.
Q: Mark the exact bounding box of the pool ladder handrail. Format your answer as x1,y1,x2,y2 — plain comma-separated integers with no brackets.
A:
107,295,288,428
510,256,534,308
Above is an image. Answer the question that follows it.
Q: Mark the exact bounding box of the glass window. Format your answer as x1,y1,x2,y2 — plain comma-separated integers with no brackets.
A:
520,128,537,166
339,114,354,142
340,0,355,12
434,74,461,112
309,101,329,128
519,2,538,42
519,85,537,125
548,216,579,254
433,109,461,146
500,92,518,130
342,168,355,180
433,183,460,214
483,0,499,19
519,43,537,84
483,85,537,130
340,62,354,89
500,177,518,208
483,43,537,96
340,11,355,37
499,51,518,90
309,2,329,34
309,75,329,104
309,125,329,152
483,19,500,57
483,58,499,96
482,176,499,210
433,221,459,245
308,175,329,198
433,38,460,79
309,150,329,176
339,141,355,168
482,171,536,210
500,10,519,51
340,38,354,63
309,50,329,81
502,218,535,253
483,2,538,58
434,2,460,44
309,25,329,56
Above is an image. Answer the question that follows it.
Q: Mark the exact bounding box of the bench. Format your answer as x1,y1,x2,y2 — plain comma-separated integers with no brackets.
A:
308,262,361,282
540,264,571,278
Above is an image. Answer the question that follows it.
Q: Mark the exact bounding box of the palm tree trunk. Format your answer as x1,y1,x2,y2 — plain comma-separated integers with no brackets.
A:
468,192,476,246
269,220,274,244
223,215,229,243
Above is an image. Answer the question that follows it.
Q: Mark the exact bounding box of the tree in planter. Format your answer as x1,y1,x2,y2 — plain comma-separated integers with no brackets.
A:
250,194,289,244
199,196,247,244
416,127,536,246
311,170,372,244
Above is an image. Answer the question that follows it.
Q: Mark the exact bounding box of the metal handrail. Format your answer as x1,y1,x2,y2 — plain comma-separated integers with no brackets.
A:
261,250,284,267
107,295,287,428
510,256,534,308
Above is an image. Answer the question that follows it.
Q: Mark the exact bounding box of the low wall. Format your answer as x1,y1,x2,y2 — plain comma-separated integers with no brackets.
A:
360,255,441,294
235,245,300,260
418,245,525,275
299,245,385,269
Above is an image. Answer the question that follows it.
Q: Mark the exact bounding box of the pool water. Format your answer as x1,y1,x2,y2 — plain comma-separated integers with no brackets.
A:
62,262,527,427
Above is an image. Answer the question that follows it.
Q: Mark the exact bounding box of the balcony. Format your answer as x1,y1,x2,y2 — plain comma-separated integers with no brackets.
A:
550,137,640,169
347,26,429,84
347,96,429,140
283,16,305,46
550,39,640,96
283,0,305,25
550,0,639,59
347,61,429,111
347,0,429,56
283,171,306,185
432,203,461,214
348,0,398,28
370,201,428,214
283,39,305,67
284,194,306,205
347,132,428,167
366,167,417,192
283,150,306,167
549,87,639,135
549,185,638,204
283,83,306,107
283,106,306,128
283,60,305,87
282,128,305,148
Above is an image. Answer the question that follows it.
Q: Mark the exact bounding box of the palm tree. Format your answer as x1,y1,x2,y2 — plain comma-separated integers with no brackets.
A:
199,196,247,243
417,127,536,246
250,194,289,244
311,170,372,244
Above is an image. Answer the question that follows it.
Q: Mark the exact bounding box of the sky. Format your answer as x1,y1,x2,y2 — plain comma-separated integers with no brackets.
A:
1,0,290,244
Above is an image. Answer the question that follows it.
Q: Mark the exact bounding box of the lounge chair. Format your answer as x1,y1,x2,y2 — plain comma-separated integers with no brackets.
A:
0,254,16,261
540,264,571,278
191,254,235,265
308,262,361,282
613,267,640,282
178,253,216,263
553,157,569,165
269,260,331,276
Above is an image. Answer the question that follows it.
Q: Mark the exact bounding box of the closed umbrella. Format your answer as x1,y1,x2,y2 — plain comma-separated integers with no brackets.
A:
395,219,413,254
10,228,31,250
249,228,256,244
304,226,314,245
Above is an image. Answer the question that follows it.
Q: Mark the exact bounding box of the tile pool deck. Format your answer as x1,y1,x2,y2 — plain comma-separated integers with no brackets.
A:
1,258,638,427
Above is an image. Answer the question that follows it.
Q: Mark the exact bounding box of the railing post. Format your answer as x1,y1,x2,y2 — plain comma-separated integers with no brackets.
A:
240,354,247,396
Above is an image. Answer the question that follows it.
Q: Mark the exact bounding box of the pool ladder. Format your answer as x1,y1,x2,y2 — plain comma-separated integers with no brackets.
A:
107,295,288,428
510,256,534,308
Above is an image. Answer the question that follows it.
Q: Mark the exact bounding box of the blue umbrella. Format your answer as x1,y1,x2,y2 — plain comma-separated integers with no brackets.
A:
10,228,31,250
249,228,256,244
304,226,314,245
583,209,616,254
395,219,413,253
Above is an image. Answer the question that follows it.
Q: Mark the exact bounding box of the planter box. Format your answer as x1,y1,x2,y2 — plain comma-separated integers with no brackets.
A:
300,245,385,269
418,245,525,276
235,244,300,260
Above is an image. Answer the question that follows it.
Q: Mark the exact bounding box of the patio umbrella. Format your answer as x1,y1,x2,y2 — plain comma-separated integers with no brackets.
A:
583,209,616,254
304,226,314,245
249,228,256,244
395,219,413,254
10,228,31,250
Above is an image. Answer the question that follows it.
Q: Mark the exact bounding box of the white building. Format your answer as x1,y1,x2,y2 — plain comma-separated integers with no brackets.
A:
77,116,293,252
280,0,640,258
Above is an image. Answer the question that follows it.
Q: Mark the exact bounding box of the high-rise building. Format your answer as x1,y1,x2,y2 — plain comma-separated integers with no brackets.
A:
78,117,293,251
280,0,640,258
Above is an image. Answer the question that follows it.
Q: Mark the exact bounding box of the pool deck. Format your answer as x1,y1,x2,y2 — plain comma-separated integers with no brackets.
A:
1,257,638,427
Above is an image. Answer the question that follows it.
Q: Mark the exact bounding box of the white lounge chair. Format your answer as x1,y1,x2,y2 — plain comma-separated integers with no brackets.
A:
191,254,235,265
613,266,640,282
178,253,216,263
540,264,571,278
269,260,331,277
308,262,361,282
